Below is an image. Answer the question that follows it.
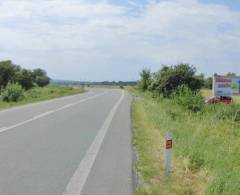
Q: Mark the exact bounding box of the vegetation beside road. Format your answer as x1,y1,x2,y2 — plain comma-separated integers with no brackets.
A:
0,60,85,110
131,64,240,194
0,60,50,91
0,85,85,110
0,85,85,109
132,90,210,194
132,89,240,194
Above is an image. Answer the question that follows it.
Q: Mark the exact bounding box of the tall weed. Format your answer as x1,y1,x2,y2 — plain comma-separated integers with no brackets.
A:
173,85,205,112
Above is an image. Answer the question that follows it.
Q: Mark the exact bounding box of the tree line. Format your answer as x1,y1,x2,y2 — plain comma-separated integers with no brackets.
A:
0,60,50,91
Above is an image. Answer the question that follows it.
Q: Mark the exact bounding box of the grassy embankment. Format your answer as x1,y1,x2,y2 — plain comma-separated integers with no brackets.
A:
0,85,86,110
130,88,240,194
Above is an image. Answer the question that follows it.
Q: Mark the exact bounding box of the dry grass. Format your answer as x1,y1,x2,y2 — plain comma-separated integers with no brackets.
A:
201,89,212,98
234,96,240,104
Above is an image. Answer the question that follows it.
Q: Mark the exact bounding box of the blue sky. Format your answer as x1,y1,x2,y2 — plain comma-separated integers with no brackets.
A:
200,0,240,11
0,0,240,81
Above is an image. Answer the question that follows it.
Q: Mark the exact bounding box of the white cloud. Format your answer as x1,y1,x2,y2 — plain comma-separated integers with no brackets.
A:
0,0,240,81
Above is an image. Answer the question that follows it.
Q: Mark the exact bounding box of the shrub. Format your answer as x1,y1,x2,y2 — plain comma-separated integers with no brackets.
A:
35,75,50,87
1,83,24,102
0,60,50,90
149,64,204,97
33,68,50,87
0,60,18,88
26,88,40,99
139,69,152,91
173,85,205,112
14,69,34,90
204,77,213,89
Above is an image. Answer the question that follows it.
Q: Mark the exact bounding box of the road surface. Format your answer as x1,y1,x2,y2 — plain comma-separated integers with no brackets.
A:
0,88,133,195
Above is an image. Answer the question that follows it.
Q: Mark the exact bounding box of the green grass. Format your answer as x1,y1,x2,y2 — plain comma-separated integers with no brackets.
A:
0,85,86,110
131,88,240,194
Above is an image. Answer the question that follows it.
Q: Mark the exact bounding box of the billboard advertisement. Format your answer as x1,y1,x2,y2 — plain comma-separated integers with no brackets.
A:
213,75,240,97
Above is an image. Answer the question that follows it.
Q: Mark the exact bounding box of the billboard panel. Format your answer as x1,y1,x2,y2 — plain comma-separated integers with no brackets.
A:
213,75,240,97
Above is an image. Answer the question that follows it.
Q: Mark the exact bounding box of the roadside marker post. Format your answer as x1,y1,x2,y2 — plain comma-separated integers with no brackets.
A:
165,131,173,176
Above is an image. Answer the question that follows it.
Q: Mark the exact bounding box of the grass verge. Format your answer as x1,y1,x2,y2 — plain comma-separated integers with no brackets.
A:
131,89,240,194
0,85,86,110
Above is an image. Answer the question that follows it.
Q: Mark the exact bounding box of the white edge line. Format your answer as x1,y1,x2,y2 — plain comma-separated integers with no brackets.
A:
63,90,125,195
0,127,7,133
0,91,107,134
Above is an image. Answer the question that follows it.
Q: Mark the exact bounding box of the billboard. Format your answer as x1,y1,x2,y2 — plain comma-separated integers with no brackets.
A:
213,75,240,97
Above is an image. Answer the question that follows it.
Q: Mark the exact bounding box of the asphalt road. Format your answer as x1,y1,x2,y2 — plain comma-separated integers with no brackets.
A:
0,88,133,195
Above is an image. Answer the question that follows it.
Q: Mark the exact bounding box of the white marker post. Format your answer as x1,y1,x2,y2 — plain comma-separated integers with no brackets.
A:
165,131,173,176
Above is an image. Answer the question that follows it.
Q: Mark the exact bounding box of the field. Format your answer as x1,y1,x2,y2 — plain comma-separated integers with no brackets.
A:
0,85,86,110
131,88,240,194
201,89,212,98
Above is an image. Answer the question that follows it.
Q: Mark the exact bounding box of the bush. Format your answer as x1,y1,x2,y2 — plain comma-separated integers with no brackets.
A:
0,60,50,90
0,60,18,88
1,83,24,102
33,69,50,87
35,75,50,87
25,88,40,99
148,64,204,97
173,85,205,112
14,69,34,90
139,69,152,91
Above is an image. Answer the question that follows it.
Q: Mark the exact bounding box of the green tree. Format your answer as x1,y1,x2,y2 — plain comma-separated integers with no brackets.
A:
139,69,151,91
0,60,16,89
35,76,50,87
15,69,34,90
33,68,50,87
204,77,213,89
226,72,236,77
149,64,204,97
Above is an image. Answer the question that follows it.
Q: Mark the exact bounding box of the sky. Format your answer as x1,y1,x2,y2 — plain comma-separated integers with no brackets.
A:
0,0,240,81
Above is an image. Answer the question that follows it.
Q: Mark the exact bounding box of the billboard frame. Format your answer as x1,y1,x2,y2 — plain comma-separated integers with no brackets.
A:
213,75,240,97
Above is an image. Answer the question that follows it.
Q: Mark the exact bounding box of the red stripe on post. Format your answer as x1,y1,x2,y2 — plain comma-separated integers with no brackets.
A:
166,140,172,149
